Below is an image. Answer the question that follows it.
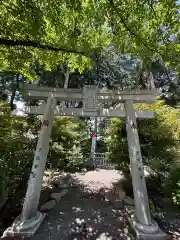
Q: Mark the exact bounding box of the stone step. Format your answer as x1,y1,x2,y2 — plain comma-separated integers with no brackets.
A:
40,200,56,212
124,196,135,206
51,189,69,202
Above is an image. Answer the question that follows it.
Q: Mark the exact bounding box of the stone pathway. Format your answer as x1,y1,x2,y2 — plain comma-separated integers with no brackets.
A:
31,170,135,240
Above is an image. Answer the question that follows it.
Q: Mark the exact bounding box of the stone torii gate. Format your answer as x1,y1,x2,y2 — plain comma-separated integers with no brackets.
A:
3,84,166,239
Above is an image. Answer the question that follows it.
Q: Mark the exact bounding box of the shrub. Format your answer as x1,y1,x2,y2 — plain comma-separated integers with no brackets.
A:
0,103,89,195
106,100,180,205
172,181,180,206
0,102,36,194
47,116,88,170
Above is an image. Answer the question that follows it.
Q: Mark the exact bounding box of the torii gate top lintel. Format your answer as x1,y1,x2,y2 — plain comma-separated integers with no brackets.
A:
24,84,158,102
23,84,159,118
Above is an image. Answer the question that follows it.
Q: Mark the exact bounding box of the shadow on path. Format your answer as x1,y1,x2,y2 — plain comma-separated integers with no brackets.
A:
32,170,134,240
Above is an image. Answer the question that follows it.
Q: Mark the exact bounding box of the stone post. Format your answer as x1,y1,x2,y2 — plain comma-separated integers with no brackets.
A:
91,133,97,154
90,122,97,169
3,95,57,238
125,100,161,237
83,86,98,168
94,116,97,150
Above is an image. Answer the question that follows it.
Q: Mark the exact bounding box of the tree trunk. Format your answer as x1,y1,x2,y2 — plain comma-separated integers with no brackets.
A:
0,186,8,212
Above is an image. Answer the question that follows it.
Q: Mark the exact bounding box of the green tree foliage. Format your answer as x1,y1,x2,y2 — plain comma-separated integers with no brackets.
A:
151,60,180,107
48,116,89,171
0,100,88,194
0,1,179,76
0,101,37,194
136,101,180,173
106,100,180,204
32,47,149,90
106,100,180,167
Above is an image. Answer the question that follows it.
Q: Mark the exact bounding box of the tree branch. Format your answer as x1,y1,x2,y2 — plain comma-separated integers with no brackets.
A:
118,15,154,52
0,38,88,57
148,0,158,22
108,0,154,53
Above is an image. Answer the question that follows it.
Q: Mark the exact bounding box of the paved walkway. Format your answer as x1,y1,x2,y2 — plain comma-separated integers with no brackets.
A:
31,170,135,240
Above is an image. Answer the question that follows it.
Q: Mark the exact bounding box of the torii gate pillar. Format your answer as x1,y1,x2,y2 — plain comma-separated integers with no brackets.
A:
3,95,57,238
125,100,166,239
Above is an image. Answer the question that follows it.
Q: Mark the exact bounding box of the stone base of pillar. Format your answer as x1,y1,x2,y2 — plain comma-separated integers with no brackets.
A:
125,206,167,240
2,211,46,238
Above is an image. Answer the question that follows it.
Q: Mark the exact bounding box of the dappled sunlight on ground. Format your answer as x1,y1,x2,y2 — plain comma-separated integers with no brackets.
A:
32,188,134,239
31,169,134,240
73,169,124,192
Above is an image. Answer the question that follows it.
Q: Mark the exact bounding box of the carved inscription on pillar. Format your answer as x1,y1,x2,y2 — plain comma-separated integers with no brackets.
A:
30,171,36,178
136,150,144,180
136,150,141,161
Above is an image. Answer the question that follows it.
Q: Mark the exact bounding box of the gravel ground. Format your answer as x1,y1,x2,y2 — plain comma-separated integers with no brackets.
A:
73,169,123,192
2,169,179,239
31,169,135,240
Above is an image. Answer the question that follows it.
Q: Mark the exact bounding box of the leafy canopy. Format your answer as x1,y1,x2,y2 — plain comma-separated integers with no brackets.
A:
0,0,180,77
